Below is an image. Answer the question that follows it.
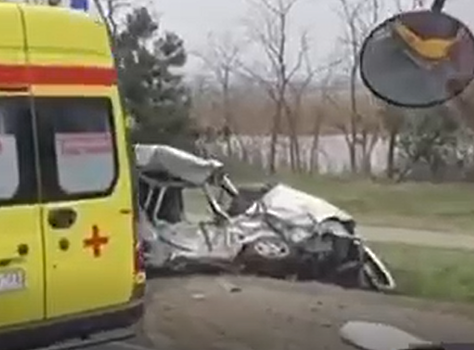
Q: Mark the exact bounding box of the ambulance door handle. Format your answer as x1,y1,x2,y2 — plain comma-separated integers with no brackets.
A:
59,238,70,251
0,245,28,265
17,244,28,256
48,208,77,229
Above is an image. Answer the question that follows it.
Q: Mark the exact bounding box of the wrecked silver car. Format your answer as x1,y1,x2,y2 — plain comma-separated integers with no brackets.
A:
135,144,395,292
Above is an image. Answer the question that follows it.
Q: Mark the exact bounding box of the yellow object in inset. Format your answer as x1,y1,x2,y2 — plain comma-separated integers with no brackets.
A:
393,20,458,60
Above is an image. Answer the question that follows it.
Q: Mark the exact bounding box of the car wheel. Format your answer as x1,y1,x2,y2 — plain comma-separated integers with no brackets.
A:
251,237,291,260
238,236,295,278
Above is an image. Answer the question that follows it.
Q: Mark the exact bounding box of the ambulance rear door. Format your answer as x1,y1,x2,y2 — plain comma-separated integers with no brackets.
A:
0,3,45,330
22,5,136,319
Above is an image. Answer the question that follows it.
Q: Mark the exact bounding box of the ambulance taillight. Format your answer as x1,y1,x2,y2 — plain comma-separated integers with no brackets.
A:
133,224,145,275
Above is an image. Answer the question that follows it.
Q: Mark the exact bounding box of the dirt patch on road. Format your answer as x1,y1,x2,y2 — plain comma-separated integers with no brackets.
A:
143,275,474,350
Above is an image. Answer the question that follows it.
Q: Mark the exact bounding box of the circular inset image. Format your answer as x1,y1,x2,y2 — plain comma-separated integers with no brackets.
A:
359,10,474,108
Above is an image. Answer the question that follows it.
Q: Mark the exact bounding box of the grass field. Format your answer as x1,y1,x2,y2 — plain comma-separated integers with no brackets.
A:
219,158,474,235
284,173,474,235
184,156,474,234
370,242,474,303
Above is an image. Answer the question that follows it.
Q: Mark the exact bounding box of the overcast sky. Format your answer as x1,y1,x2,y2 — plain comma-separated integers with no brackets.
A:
151,0,474,75
12,0,472,77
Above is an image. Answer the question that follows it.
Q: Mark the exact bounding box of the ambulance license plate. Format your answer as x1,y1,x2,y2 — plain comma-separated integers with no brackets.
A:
0,269,25,293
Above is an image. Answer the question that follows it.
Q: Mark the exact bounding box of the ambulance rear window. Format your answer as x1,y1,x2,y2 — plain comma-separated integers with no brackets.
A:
0,97,37,205
36,97,118,201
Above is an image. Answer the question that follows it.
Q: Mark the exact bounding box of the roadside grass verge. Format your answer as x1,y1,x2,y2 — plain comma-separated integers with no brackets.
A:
279,172,474,235
217,156,474,235
370,242,474,303
190,155,474,234
216,157,474,234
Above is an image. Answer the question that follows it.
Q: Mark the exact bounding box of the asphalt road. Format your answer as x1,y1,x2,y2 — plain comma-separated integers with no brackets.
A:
87,340,155,350
39,329,159,350
47,337,157,350
33,221,473,350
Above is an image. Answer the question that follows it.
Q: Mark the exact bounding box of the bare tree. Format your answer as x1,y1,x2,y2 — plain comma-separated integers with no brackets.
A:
373,0,427,177
91,0,130,41
194,32,243,156
189,74,212,120
394,0,427,11
283,39,316,172
378,102,405,178
309,76,332,173
335,0,385,174
334,0,426,175
309,106,325,173
239,0,308,174
360,97,383,175
284,53,340,172
309,57,354,174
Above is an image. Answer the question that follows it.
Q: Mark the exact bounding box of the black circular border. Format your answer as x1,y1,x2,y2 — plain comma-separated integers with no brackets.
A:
358,9,474,109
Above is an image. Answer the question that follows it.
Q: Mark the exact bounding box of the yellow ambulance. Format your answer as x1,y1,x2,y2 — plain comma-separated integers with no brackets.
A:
0,2,145,349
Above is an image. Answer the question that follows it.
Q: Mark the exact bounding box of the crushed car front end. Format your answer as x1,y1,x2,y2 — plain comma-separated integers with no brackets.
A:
134,144,396,292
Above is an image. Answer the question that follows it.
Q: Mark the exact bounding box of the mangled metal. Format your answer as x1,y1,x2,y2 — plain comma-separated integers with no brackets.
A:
135,144,396,292
135,144,226,186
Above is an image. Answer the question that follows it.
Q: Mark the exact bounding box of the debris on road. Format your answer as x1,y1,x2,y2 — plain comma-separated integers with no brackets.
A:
339,321,430,350
191,293,206,301
217,278,242,293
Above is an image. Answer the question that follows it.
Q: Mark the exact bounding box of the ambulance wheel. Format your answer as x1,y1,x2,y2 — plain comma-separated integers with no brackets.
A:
129,315,154,348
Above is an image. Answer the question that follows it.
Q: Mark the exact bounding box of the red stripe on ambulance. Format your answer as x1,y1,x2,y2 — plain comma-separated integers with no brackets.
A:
0,64,117,86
